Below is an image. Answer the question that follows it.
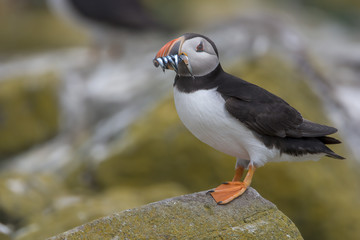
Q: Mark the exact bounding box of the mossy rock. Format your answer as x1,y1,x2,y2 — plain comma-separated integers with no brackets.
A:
0,233,11,240
0,173,66,225
0,73,60,159
0,9,87,55
91,54,359,240
49,188,303,240
0,171,186,239
14,183,187,240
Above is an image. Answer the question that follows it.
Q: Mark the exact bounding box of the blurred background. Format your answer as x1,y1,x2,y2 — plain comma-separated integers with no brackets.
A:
0,0,360,239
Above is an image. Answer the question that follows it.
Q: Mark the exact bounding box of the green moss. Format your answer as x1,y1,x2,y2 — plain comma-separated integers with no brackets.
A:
0,10,88,55
0,173,66,227
0,233,11,240
0,73,60,159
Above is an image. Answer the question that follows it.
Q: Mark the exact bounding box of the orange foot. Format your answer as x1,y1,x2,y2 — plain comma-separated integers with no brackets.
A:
209,181,249,204
208,165,256,205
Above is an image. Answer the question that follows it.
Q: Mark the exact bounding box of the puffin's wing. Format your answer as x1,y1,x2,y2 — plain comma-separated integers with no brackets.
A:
218,76,337,138
286,119,337,137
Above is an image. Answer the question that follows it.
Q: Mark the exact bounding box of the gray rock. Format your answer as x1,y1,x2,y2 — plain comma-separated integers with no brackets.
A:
49,188,303,240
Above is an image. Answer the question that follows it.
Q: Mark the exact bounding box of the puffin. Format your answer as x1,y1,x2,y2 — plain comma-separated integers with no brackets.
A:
47,0,166,31
153,33,344,205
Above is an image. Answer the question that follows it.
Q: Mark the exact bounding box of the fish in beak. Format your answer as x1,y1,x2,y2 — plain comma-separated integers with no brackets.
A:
153,36,194,77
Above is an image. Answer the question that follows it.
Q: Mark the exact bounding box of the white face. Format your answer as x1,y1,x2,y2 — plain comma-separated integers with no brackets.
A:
178,37,219,77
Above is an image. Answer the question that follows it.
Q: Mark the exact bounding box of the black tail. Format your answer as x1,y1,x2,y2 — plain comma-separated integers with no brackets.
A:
318,136,342,145
318,136,345,159
325,152,345,160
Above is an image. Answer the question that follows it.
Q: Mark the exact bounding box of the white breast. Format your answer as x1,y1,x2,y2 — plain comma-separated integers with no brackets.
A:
174,87,273,163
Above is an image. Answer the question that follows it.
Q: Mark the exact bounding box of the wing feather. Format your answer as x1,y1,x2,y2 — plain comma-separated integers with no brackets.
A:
218,74,337,138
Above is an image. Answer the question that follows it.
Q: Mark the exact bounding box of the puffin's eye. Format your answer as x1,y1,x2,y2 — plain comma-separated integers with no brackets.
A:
196,42,204,52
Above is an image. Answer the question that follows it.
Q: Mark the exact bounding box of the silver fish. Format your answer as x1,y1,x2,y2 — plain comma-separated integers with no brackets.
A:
153,54,194,78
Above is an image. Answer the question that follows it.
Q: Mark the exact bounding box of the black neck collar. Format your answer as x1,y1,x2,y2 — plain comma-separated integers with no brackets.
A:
174,64,224,93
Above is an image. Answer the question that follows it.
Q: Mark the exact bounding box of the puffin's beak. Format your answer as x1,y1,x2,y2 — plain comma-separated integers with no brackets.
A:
155,37,182,59
153,36,193,77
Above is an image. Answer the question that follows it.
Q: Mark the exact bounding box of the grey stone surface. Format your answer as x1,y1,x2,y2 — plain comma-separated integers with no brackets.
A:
49,188,303,240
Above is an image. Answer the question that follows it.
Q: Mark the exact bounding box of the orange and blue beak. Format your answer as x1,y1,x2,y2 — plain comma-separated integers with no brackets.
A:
153,36,193,77
155,37,182,59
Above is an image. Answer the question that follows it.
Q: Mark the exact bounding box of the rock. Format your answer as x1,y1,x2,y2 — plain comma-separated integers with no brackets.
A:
3,180,187,240
49,188,303,240
0,173,67,227
0,73,60,159
0,7,87,55
0,233,11,240
0,223,12,240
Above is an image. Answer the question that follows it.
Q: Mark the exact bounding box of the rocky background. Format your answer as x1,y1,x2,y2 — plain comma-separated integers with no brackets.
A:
0,0,360,239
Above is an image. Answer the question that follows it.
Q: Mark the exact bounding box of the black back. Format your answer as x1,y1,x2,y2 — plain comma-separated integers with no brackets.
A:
174,64,344,159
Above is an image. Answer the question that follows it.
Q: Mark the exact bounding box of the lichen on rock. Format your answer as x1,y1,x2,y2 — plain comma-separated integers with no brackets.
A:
49,188,303,240
0,73,60,159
